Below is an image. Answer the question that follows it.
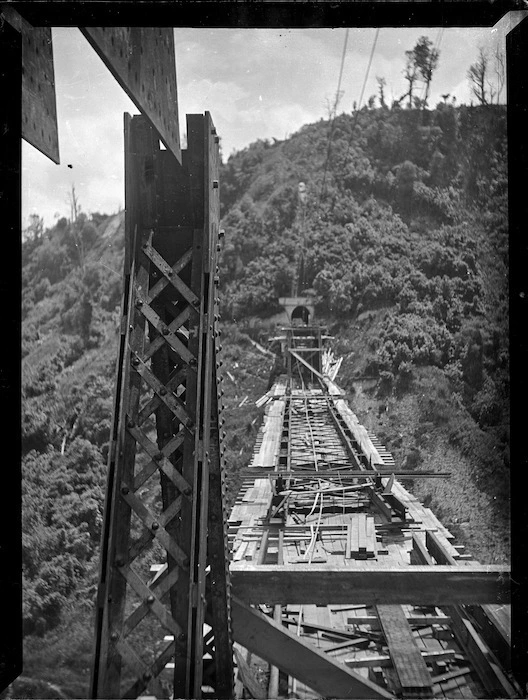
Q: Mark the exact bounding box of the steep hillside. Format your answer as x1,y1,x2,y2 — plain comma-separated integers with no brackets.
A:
19,210,273,697
18,103,508,697
218,103,509,564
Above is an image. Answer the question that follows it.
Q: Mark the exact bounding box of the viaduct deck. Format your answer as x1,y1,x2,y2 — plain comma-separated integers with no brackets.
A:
228,379,515,699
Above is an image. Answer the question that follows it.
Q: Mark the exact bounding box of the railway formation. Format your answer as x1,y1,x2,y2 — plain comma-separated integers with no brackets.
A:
6,16,520,700
224,320,516,699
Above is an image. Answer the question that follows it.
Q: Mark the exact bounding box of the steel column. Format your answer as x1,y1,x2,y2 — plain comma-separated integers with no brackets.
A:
91,113,233,699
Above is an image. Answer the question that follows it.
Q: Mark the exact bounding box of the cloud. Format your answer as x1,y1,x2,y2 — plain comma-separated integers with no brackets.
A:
23,22,519,226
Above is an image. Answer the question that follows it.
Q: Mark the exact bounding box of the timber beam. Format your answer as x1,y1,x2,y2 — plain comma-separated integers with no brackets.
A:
230,564,510,606
231,597,393,699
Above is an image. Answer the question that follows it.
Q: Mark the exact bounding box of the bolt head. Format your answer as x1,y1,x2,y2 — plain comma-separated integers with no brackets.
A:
110,631,119,641
121,486,130,495
146,594,155,604
151,521,160,531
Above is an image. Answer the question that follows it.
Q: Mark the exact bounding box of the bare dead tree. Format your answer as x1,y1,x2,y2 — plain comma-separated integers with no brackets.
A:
376,76,387,108
494,44,506,104
67,184,86,272
467,47,489,105
68,183,81,224
402,49,419,108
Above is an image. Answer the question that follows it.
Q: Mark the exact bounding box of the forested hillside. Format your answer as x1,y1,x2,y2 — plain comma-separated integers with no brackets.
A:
218,102,509,559
17,102,508,697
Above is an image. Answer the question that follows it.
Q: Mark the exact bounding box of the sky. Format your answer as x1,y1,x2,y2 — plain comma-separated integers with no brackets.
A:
22,14,526,229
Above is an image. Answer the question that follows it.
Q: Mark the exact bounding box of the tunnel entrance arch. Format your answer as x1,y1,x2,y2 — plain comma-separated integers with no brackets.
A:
291,305,310,325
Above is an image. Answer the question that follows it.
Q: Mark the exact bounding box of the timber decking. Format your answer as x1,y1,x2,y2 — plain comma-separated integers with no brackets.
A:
228,381,514,699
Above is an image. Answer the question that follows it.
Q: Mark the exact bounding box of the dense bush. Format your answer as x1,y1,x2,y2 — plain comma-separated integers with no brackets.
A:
19,103,508,694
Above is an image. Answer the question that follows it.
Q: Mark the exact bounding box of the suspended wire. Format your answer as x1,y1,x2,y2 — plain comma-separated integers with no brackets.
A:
355,27,380,117
319,29,350,201
319,27,380,205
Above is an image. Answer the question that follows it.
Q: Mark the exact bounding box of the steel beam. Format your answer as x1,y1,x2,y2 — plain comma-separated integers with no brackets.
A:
81,27,181,162
231,597,393,700
230,564,511,606
1,5,59,163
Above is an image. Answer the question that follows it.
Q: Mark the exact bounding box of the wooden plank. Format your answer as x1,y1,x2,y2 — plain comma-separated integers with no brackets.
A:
449,606,517,698
231,597,393,699
345,524,352,559
289,348,325,379
230,564,511,606
466,604,511,667
350,515,360,557
431,666,472,683
377,605,433,697
347,615,451,626
233,646,267,699
411,534,434,565
370,490,393,521
81,27,181,161
366,515,376,556
325,638,371,653
408,519,516,697
426,530,458,565
345,649,456,668
358,513,367,555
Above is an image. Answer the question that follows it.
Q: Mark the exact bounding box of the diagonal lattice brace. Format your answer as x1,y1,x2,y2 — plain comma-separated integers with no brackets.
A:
123,565,180,638
132,357,195,429
129,426,189,493
135,297,197,366
91,113,233,699
141,240,199,307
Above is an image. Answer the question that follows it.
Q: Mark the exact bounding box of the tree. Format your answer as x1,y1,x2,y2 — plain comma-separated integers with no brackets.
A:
402,49,419,108
376,76,387,108
412,36,440,108
68,184,81,224
494,45,506,104
467,47,490,105
66,184,87,272
325,89,344,120
25,213,44,242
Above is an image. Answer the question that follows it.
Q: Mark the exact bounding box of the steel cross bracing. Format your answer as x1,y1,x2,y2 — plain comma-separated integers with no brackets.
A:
91,113,233,699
